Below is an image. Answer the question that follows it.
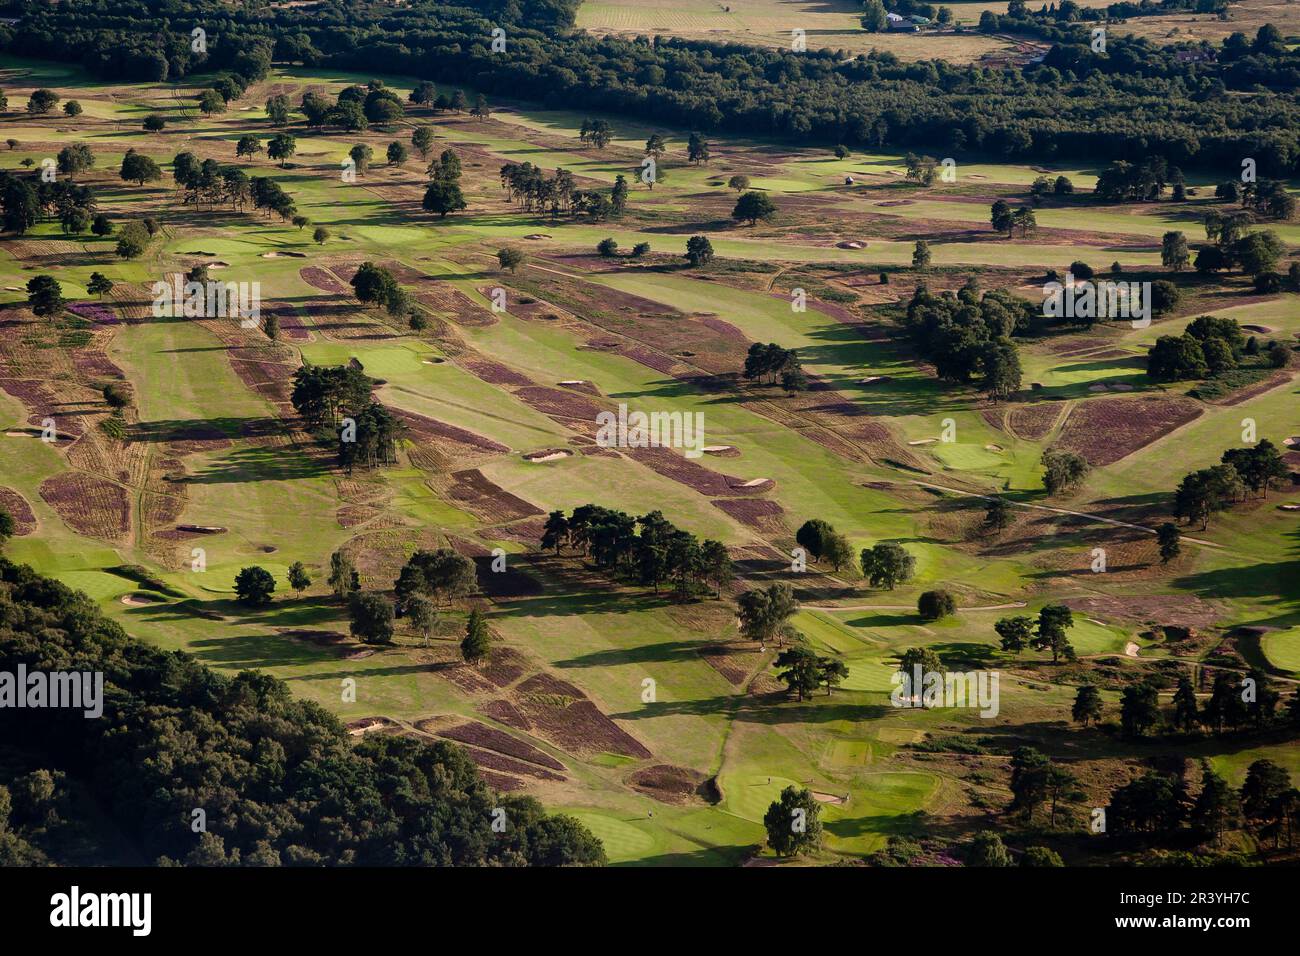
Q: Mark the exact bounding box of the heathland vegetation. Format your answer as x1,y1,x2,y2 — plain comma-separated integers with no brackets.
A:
0,0,1297,868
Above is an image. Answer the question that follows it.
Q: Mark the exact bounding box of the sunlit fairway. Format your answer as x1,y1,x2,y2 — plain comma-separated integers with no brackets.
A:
1,51,1298,866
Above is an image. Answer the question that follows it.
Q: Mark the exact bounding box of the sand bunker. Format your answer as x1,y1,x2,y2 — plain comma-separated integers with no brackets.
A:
523,448,573,462
524,233,552,240
908,438,936,446
812,791,847,805
739,478,771,487
1283,437,1298,447
261,251,306,258
703,445,736,455
836,240,866,249
120,592,163,607
1124,642,1140,658
985,444,1003,452
1279,504,1300,511
1242,324,1273,333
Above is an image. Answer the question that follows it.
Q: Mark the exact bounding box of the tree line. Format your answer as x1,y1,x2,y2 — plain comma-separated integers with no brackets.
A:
0,556,603,865
12,2,1300,175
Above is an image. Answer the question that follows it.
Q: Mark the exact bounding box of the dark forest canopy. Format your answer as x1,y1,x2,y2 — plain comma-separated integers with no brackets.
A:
0,558,604,866
3,1,1300,173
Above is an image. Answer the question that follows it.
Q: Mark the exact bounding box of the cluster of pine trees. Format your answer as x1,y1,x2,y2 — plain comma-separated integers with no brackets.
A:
541,506,733,599
0,558,603,865
901,282,1034,399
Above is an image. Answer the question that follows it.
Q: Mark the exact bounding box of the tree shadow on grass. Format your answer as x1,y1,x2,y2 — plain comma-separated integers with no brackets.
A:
611,694,891,725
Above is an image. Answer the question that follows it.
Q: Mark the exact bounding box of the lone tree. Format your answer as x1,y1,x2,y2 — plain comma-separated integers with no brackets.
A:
26,275,65,317
727,174,750,192
412,125,435,159
497,247,524,273
461,608,491,664
1072,684,1104,726
912,239,932,270
1157,522,1181,564
685,235,714,267
349,591,395,645
795,519,834,562
732,191,776,226
287,561,312,597
966,831,1012,867
917,589,956,621
267,133,297,167
120,151,162,186
763,786,822,857
234,566,276,606
995,615,1034,654
313,226,330,245
736,582,799,644
860,542,915,590
983,496,1012,532
774,646,822,701
1032,604,1076,663
26,89,60,114
328,550,360,600
406,593,438,646
87,272,114,299
1041,448,1089,496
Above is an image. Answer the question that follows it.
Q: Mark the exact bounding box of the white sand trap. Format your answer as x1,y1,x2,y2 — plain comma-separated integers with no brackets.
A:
836,240,866,249
985,444,1003,452
524,449,572,462
858,376,883,384
5,430,32,437
261,251,306,259
908,438,936,446
740,478,771,487
558,379,586,385
120,593,162,607
703,445,734,454
1283,437,1298,447
4,286,20,292
422,359,445,365
1125,642,1140,658
812,791,847,805
1279,504,1300,511
523,233,552,240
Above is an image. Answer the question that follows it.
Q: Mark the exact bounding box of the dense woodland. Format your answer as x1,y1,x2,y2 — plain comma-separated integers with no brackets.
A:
0,559,604,866
6,0,1300,174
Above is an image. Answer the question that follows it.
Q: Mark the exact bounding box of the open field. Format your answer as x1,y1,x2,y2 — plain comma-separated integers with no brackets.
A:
1,49,1298,867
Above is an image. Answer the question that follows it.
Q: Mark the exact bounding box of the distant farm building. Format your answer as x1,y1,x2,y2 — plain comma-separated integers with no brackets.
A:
885,13,919,31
